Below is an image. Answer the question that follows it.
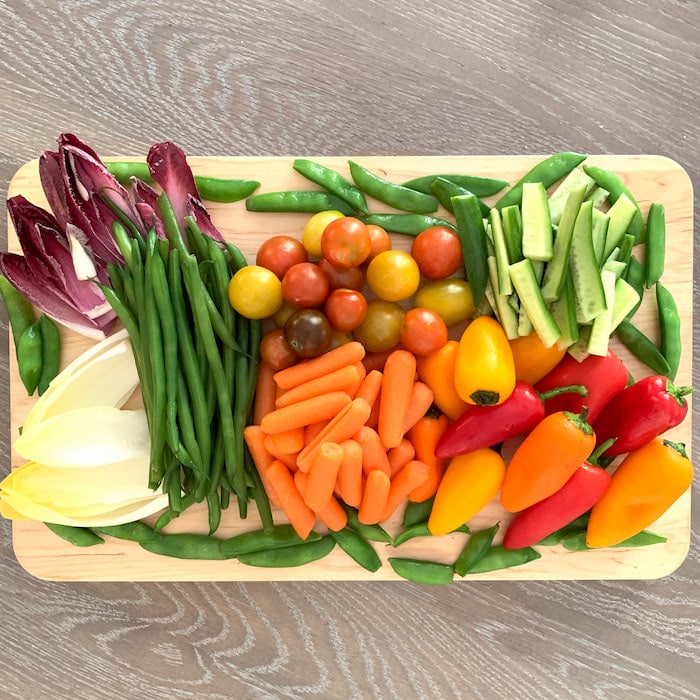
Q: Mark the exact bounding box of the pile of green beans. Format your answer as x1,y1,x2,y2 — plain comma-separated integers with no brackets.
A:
100,192,269,533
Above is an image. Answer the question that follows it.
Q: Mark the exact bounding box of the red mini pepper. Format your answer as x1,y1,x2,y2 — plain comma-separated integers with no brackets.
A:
535,350,629,423
592,375,693,457
434,381,586,459
502,462,611,549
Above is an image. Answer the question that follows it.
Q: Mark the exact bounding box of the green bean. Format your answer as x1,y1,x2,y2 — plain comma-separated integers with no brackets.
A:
140,532,235,560
163,456,183,514
92,521,162,544
293,159,369,214
237,535,335,567
655,283,682,381
494,152,587,210
536,513,590,545
615,319,671,376
330,528,382,572
17,321,43,395
220,484,231,511
222,241,249,272
583,164,645,243
203,427,225,503
157,192,190,256
245,191,356,215
175,372,204,472
206,491,222,535
453,524,500,576
44,523,104,547
393,522,470,548
360,213,456,236
106,262,126,301
0,276,36,349
429,177,490,216
153,492,197,532
341,504,393,543
402,173,509,197
96,281,142,354
35,314,60,395
401,497,435,529
622,255,645,319
348,161,439,214
245,449,274,532
452,194,490,306
463,544,541,574
388,557,454,585
101,191,148,242
560,530,667,551
220,524,321,557
111,221,136,269
644,203,665,288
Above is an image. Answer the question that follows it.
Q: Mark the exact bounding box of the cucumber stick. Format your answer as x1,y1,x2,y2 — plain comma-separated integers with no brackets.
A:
521,182,553,261
550,274,579,350
487,257,519,338
591,208,610,265
501,205,523,262
603,193,637,259
587,270,617,356
548,167,595,225
488,208,512,295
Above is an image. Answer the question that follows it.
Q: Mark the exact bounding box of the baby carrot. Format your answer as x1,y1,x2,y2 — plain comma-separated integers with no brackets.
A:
262,435,299,471
274,341,365,390
275,363,363,408
355,425,392,476
265,459,316,539
388,439,416,477
305,441,345,512
260,391,352,434
355,369,383,409
296,397,372,472
358,470,391,525
253,361,277,425
295,469,348,531
407,413,449,502
265,426,305,454
346,361,367,397
304,420,327,445
402,381,434,433
378,349,417,448
381,460,430,521
337,439,364,507
243,425,281,507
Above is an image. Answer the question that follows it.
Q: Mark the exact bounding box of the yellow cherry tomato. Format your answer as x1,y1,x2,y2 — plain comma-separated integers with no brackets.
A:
228,265,283,319
365,250,420,302
301,210,345,257
415,278,475,327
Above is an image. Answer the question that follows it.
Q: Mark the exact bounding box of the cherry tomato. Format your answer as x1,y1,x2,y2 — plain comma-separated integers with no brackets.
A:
400,307,448,356
324,289,368,332
411,226,462,280
284,309,332,358
365,250,420,302
321,217,372,268
364,224,392,263
228,265,283,319
414,278,475,327
302,210,345,257
259,328,297,370
272,301,298,328
353,299,405,353
318,257,364,291
281,262,330,308
256,235,308,279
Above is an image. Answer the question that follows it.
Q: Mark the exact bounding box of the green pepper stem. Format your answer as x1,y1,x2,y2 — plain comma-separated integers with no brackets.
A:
662,439,688,459
668,381,694,402
588,438,616,466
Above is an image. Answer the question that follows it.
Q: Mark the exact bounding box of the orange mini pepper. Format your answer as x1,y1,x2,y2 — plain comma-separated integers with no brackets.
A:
416,340,469,420
509,331,566,386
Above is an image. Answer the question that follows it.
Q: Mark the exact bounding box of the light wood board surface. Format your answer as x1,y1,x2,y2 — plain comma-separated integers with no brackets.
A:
6,154,693,582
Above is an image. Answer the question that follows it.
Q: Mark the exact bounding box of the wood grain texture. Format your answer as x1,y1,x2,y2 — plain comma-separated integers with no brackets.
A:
0,1,698,698
5,154,694,583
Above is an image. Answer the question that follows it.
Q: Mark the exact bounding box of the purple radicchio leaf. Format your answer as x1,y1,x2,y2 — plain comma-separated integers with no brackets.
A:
185,195,225,243
131,178,167,238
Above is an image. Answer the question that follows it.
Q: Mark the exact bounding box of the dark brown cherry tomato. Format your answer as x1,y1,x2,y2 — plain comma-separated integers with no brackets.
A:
318,257,364,291
256,235,308,279
259,328,297,370
324,289,368,332
321,217,372,268
410,226,462,280
284,309,332,358
281,262,330,308
353,299,405,353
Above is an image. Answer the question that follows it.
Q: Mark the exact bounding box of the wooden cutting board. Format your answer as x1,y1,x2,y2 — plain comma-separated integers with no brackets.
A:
5,154,694,581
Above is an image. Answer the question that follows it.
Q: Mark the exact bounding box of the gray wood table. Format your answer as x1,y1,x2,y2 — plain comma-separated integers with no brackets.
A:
0,1,697,697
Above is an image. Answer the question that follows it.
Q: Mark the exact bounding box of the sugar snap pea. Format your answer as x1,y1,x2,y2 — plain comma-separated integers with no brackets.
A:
44,523,104,547
453,524,500,576
401,497,435,529
560,530,667,551
330,527,382,572
536,513,590,545
495,152,588,210
360,213,456,236
293,159,369,214
388,557,454,585
0,275,35,348
452,194,490,306
246,191,356,215
92,521,162,543
220,524,321,557
644,203,665,288
17,321,43,395
402,173,509,197
140,532,235,560
615,319,671,376
623,255,645,319
341,504,392,543
462,544,541,574
429,177,490,216
655,283,682,380
348,161,439,214
237,535,335,567
393,522,470,548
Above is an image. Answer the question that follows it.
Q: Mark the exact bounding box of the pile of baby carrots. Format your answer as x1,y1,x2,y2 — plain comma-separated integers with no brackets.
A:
244,341,441,538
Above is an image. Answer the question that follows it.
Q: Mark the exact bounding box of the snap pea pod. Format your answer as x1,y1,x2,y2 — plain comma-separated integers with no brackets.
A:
623,255,645,319
401,497,435,529
402,173,509,197
393,522,470,547
220,524,321,557
293,159,369,214
429,177,490,216
388,557,455,585
44,523,104,547
644,203,665,288
330,527,382,572
560,530,667,551
348,161,439,214
583,164,645,243
92,521,162,543
452,194,490,306
453,524,500,576
536,513,590,545
341,504,392,543
615,319,671,376
462,544,541,574
237,535,335,567
140,533,236,560
245,191,356,215
494,152,588,210
104,161,260,203
0,275,35,348
360,213,456,236
16,321,43,395
655,283,682,381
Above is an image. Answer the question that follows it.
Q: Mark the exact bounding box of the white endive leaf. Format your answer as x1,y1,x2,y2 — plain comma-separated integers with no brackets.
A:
23,338,139,431
14,407,150,467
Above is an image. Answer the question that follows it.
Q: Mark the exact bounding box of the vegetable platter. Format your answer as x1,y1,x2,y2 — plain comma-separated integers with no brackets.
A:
4,152,694,582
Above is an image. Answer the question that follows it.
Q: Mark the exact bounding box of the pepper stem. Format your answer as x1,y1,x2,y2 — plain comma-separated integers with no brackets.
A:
562,406,594,435
668,381,694,404
588,438,616,466
662,439,688,459
537,384,589,402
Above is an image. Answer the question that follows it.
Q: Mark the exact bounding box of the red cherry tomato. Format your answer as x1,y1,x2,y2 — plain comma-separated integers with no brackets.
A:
324,288,368,332
364,224,392,263
259,328,297,370
399,307,448,356
410,226,462,280
318,257,364,291
281,262,330,308
321,217,372,268
256,235,308,279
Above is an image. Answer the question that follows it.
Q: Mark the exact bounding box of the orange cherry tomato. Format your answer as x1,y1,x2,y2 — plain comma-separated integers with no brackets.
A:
400,307,448,356
410,226,462,280
321,217,372,268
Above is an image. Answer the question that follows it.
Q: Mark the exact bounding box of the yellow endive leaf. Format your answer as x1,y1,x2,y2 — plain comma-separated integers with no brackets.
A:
13,407,150,468
0,499,31,520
